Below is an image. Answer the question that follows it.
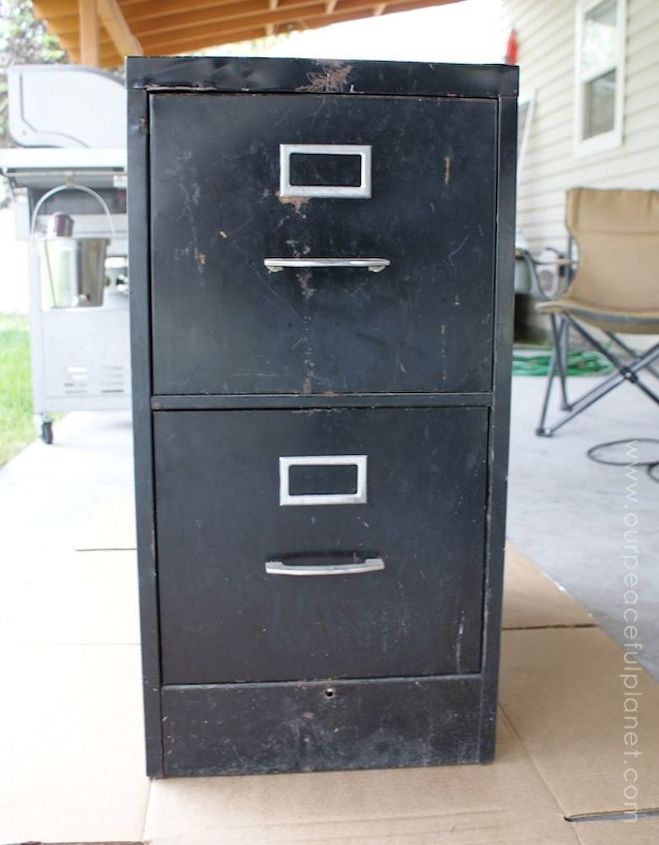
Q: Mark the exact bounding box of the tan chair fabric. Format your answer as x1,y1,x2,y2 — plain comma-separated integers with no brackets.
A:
536,188,659,333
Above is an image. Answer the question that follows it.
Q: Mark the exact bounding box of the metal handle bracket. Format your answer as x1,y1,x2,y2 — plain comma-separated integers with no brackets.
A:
279,455,367,506
280,143,371,199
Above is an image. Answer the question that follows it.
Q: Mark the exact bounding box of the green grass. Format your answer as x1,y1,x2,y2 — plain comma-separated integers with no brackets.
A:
0,315,35,466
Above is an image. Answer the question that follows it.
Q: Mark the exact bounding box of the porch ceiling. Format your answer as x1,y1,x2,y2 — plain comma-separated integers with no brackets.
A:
33,0,463,69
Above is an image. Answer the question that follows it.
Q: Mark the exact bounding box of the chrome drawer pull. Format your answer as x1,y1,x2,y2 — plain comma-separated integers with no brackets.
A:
264,258,390,273
265,558,385,576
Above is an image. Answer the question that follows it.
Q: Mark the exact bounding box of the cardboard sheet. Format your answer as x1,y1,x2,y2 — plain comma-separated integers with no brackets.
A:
0,548,139,645
0,642,149,843
500,627,659,818
502,543,594,629
572,815,659,844
76,493,137,551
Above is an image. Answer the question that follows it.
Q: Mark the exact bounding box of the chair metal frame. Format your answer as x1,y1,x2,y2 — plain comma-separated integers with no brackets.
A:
519,229,659,437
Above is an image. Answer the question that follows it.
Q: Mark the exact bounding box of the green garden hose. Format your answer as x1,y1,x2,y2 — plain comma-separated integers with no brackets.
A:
513,349,613,377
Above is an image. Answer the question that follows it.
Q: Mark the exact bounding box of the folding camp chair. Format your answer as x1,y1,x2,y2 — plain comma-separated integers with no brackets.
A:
522,188,659,437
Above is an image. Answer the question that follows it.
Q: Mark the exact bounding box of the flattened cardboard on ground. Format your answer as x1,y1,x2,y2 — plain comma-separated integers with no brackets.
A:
0,643,149,843
0,548,140,645
573,815,659,844
76,493,136,551
144,712,578,845
502,543,594,630
500,627,659,818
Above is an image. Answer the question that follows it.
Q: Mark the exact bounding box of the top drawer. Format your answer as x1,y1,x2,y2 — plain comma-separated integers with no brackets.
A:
149,93,497,395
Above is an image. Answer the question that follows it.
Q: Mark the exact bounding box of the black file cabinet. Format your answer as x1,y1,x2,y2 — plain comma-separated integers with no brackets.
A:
127,57,518,778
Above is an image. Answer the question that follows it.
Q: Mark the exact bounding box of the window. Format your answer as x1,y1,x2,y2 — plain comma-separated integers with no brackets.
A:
574,0,626,155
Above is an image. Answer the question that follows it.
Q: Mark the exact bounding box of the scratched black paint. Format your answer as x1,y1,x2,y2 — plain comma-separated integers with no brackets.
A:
149,93,497,395
128,56,517,777
155,407,488,685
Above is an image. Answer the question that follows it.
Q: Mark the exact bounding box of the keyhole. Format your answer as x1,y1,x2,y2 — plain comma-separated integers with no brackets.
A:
325,686,335,699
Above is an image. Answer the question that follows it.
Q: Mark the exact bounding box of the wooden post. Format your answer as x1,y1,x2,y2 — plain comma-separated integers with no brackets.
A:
99,0,144,59
78,0,100,67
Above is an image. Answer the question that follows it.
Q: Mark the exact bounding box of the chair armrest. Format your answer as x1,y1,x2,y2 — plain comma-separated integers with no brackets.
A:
516,247,577,300
520,253,575,268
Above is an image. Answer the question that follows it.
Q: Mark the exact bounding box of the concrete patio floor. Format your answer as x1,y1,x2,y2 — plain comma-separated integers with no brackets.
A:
507,374,659,680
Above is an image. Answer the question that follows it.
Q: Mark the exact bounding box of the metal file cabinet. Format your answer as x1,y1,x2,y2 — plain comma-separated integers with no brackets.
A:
127,57,518,777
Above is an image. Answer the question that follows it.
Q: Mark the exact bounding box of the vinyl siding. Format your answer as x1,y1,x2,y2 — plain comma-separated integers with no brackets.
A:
502,0,659,251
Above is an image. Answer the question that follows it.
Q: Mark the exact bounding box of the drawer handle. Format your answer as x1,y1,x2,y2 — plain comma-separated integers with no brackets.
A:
265,558,385,576
264,258,390,273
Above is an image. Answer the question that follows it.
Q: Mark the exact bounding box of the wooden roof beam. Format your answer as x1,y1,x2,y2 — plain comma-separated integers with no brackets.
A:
41,0,461,64
138,0,450,52
141,26,270,54
51,0,327,39
272,0,450,33
78,0,99,66
51,0,140,65
267,0,277,35
34,0,268,24
47,0,262,35
58,29,118,52
98,0,143,56
132,0,320,38
383,0,454,13
135,0,433,45
137,5,329,48
145,0,415,54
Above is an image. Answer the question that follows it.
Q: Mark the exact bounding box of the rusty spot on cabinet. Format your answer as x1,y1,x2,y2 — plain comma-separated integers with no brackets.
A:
278,193,309,215
298,63,353,93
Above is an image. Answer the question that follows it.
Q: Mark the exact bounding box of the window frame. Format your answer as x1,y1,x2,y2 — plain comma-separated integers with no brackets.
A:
573,0,627,157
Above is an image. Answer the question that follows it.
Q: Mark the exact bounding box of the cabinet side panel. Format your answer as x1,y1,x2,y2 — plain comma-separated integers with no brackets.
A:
127,80,163,777
479,94,517,761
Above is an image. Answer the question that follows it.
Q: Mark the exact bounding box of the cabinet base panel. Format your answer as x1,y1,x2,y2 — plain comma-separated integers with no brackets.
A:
159,675,489,777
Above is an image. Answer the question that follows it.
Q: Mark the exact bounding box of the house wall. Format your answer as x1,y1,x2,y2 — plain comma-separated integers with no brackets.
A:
503,0,659,252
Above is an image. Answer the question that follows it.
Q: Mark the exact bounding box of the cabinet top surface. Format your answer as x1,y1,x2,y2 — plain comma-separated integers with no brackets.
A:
126,56,518,99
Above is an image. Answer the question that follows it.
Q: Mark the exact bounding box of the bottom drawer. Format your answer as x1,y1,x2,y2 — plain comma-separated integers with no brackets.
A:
161,675,486,776
154,407,489,685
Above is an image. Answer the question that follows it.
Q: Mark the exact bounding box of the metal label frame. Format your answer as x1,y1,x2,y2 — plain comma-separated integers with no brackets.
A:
279,454,368,506
279,144,372,199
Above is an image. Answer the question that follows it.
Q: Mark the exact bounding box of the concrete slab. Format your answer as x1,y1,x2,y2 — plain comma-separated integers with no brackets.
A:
507,376,659,679
0,410,133,562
